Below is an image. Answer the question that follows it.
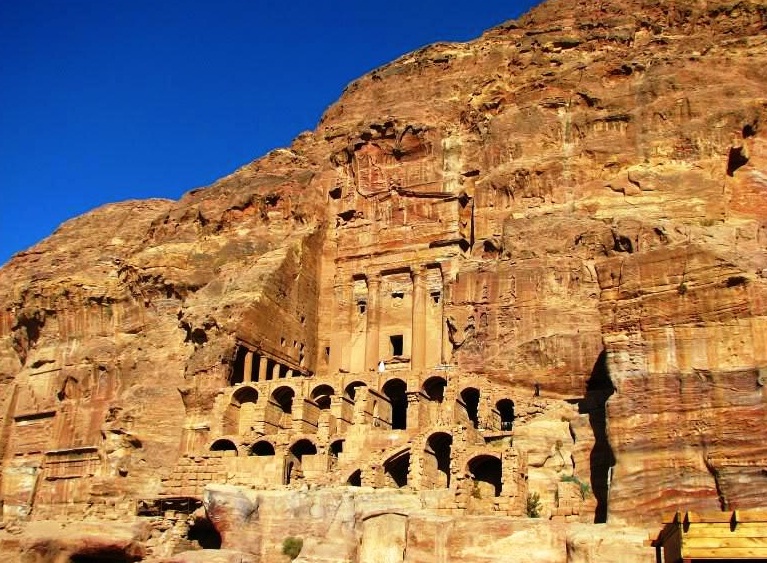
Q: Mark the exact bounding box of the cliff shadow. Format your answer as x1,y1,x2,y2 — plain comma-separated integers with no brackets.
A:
579,350,616,523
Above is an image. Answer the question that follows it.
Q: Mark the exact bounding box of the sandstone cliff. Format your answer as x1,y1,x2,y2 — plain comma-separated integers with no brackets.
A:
1,0,766,561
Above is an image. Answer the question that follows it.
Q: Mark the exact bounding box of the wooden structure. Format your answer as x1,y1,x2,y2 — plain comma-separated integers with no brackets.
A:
653,510,767,562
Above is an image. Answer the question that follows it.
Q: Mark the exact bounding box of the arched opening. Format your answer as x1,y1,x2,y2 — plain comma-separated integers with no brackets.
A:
286,439,317,484
250,440,275,456
329,438,344,469
311,384,335,410
425,432,452,488
209,439,238,455
383,450,410,488
344,381,366,401
422,376,447,403
271,386,295,430
230,346,247,385
347,469,362,487
460,387,480,429
228,386,258,435
187,515,222,549
382,378,407,430
496,399,515,431
467,455,502,497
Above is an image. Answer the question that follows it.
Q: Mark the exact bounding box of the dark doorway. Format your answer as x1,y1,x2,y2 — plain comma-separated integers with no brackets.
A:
422,376,447,403
467,455,502,497
250,441,275,456
390,334,404,356
426,432,452,488
384,451,410,488
383,378,408,430
496,399,515,431
461,387,480,428
209,439,237,454
347,469,362,487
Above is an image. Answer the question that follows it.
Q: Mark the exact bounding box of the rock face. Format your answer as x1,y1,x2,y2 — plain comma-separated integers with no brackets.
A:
1,0,767,560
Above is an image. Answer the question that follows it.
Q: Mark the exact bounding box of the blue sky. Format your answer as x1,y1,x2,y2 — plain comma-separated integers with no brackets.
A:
0,1,540,265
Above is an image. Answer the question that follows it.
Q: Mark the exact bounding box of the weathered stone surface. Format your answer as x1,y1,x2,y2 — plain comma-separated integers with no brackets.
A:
1,0,766,560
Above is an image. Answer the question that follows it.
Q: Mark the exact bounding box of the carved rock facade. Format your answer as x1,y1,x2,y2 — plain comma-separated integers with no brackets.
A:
1,0,767,561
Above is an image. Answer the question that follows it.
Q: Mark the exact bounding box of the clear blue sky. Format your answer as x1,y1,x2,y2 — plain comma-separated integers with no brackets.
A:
0,1,540,266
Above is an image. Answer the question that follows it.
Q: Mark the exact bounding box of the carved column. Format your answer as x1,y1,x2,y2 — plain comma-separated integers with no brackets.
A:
440,264,452,365
259,355,268,382
272,361,281,380
243,350,253,383
365,274,381,371
411,267,427,372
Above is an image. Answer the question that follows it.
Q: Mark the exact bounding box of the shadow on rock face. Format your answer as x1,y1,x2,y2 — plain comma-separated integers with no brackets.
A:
579,350,616,524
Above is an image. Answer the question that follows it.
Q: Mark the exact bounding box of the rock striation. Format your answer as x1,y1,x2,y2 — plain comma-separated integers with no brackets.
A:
1,0,767,560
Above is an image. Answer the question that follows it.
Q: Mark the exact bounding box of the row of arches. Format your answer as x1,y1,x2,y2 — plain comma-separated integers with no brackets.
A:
209,433,503,496
221,377,517,438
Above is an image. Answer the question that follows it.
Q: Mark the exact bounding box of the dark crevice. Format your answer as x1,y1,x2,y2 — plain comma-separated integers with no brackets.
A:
578,350,616,523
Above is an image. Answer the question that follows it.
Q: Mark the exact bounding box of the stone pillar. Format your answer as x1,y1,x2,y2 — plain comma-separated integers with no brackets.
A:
411,267,427,372
440,264,452,365
243,350,253,383
365,274,381,371
272,362,281,380
259,356,268,382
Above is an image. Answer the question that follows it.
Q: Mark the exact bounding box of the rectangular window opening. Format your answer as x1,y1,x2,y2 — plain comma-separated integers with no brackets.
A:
390,335,404,357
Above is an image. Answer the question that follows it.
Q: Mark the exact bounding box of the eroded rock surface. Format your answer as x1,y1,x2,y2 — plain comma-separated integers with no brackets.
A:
1,0,766,560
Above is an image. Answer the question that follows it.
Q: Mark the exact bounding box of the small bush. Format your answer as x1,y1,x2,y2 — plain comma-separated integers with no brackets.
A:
561,474,592,500
282,536,303,560
526,492,542,518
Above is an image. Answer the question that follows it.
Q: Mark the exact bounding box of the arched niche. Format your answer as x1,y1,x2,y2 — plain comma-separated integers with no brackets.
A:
460,387,480,429
270,386,295,431
344,381,366,401
224,386,259,435
286,438,318,485
467,454,502,497
424,432,452,488
496,399,515,431
422,376,447,403
249,440,276,456
209,438,238,455
383,449,410,488
311,384,335,410
382,378,408,430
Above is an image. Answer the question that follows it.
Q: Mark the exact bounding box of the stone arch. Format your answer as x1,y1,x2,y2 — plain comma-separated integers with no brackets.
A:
347,469,362,487
424,432,453,489
329,438,344,470
467,454,502,497
422,376,447,402
270,385,295,431
382,378,408,430
310,384,335,410
344,381,366,401
460,387,480,429
249,440,276,456
209,438,238,455
422,375,447,425
224,386,259,435
286,438,318,485
496,398,515,431
383,448,411,488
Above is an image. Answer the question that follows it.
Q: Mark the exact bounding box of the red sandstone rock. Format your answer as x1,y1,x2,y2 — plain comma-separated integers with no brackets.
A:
1,0,766,560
